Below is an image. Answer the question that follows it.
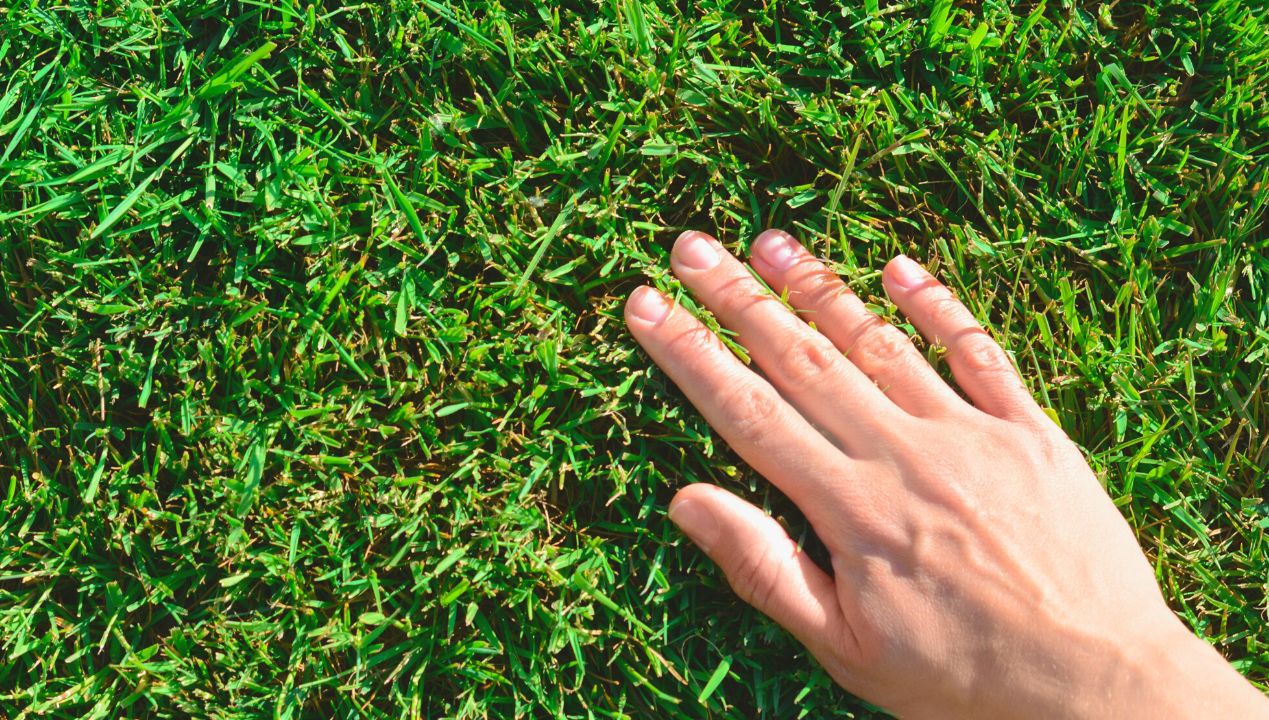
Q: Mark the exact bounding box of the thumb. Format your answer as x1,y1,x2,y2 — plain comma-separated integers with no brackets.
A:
669,483,843,649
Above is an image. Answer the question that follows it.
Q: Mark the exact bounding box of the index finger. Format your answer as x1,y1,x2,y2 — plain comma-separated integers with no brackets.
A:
624,285,871,524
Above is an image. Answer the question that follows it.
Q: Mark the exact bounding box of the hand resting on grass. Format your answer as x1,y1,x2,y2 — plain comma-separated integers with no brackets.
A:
624,229,1269,718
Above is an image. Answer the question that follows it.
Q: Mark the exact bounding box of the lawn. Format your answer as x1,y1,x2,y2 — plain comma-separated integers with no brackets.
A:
1,0,1267,717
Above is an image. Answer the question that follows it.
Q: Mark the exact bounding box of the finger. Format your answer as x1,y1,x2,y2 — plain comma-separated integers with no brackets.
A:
669,483,850,657
668,231,900,455
748,229,965,417
625,285,871,522
881,256,1040,421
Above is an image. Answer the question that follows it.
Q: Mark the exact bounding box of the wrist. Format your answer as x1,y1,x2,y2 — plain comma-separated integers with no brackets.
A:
945,611,1268,720
1091,615,1268,719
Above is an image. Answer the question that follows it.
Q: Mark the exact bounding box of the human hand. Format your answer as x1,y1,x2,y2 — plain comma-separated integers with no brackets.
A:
625,229,1268,718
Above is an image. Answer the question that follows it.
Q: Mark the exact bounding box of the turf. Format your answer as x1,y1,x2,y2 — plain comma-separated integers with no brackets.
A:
1,0,1267,717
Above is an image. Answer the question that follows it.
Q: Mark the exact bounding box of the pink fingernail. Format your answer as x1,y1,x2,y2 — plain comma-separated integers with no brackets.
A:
888,255,928,290
668,499,720,553
752,229,800,271
627,286,671,324
674,231,721,270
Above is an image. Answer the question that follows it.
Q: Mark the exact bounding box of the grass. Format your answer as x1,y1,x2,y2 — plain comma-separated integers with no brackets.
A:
1,0,1267,717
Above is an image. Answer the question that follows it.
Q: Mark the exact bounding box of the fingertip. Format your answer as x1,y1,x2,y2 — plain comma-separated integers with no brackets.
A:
670,482,723,511
625,285,672,325
671,230,722,271
883,254,932,293
671,483,760,531
750,228,801,272
668,484,724,553
751,227,795,250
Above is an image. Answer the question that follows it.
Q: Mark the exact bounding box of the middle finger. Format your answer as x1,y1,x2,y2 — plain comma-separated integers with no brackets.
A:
669,230,903,457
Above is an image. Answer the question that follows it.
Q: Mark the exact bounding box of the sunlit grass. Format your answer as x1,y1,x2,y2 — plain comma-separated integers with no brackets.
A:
0,0,1266,716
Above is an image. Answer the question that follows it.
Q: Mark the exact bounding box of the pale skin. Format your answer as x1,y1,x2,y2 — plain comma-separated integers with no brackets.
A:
625,229,1269,718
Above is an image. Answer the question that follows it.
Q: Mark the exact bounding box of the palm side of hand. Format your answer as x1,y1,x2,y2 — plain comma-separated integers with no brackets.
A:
624,229,1217,718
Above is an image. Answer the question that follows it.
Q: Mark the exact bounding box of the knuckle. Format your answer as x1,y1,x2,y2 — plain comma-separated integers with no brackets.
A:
730,543,783,609
719,381,781,444
778,337,842,386
954,332,1014,376
799,269,851,309
859,324,915,364
717,275,778,317
668,323,722,356
842,314,889,354
927,293,973,331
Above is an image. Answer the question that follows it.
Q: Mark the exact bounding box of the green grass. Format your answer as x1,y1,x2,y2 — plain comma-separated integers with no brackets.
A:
1,0,1267,717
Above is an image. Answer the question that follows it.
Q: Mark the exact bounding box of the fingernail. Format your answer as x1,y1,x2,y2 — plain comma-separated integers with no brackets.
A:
888,255,928,290
628,286,671,324
674,232,720,270
752,229,800,270
668,499,721,553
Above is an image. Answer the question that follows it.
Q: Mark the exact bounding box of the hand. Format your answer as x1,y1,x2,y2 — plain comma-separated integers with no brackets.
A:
625,229,1268,718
